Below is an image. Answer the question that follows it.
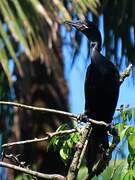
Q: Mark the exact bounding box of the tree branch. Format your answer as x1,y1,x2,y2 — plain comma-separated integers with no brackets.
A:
119,63,132,84
0,101,77,120
3,153,26,168
2,129,77,148
2,153,37,180
0,161,65,180
67,122,92,180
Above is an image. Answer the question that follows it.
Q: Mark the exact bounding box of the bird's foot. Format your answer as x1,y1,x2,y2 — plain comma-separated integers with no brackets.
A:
77,114,89,132
77,113,88,122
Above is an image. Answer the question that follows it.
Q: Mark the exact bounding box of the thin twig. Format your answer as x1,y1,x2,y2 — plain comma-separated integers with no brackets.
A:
88,119,108,127
119,63,132,84
67,122,92,180
3,153,37,180
0,161,65,180
3,153,25,167
0,101,77,120
2,129,77,148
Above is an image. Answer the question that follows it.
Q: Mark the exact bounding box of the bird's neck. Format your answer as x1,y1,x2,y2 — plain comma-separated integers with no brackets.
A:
90,41,101,64
90,41,101,52
89,29,102,51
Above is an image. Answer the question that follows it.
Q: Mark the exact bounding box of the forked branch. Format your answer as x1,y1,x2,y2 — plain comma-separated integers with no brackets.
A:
2,129,77,148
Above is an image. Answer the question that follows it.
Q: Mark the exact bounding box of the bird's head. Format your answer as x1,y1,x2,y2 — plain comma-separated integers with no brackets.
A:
64,20,102,51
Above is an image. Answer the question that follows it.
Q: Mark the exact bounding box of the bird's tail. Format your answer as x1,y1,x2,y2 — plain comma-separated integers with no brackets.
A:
86,128,109,179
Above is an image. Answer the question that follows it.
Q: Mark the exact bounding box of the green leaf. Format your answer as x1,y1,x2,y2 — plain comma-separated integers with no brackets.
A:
123,170,135,180
71,133,80,143
0,0,32,59
126,110,132,121
0,20,22,76
128,132,135,155
120,126,130,141
121,111,128,122
67,138,73,148
115,123,124,135
132,170,135,177
120,109,133,122
60,147,69,160
49,124,73,151
0,47,12,86
77,166,88,180
56,123,68,132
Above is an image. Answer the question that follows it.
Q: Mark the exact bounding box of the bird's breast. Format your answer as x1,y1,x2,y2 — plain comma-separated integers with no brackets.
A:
84,62,120,123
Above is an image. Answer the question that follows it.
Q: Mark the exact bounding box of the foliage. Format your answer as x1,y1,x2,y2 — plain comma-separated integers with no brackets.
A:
49,124,80,164
94,107,135,179
75,107,135,179
115,108,135,179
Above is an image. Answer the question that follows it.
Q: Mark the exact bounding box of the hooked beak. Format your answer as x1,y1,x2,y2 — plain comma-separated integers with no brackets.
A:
64,20,88,31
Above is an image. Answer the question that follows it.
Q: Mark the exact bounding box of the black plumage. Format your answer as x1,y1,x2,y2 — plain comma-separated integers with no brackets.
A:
65,20,120,177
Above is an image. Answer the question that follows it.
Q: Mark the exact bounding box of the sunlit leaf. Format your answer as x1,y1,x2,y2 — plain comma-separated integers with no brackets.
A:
120,125,130,141
0,47,12,86
128,132,135,155
0,21,23,76
60,147,69,160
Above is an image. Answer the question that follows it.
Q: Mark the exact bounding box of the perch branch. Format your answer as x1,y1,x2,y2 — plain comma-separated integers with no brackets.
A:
0,101,77,120
0,161,65,180
2,129,77,148
0,101,112,127
88,119,108,127
67,122,92,180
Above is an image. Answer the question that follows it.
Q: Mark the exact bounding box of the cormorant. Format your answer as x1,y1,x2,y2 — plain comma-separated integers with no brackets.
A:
65,20,120,177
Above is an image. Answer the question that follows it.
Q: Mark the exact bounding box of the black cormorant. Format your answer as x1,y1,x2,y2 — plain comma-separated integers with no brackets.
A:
65,20,120,177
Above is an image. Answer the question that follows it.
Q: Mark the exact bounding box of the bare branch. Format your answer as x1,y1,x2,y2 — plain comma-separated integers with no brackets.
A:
0,101,114,128
120,64,132,84
0,101,77,120
0,161,65,180
3,153,25,167
3,152,38,180
67,122,92,180
2,129,77,148
88,119,108,127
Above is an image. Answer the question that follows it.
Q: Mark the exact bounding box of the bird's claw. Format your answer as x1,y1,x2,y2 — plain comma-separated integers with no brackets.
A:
77,114,89,132
77,113,88,122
